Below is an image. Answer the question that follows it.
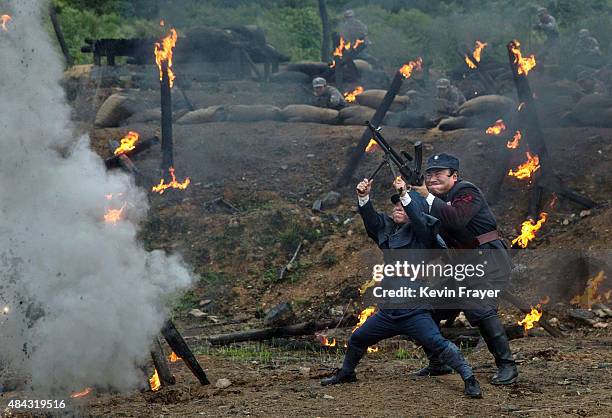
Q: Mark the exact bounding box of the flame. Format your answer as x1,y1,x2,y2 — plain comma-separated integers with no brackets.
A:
70,388,93,398
316,334,337,347
152,167,191,194
367,346,379,353
399,57,423,79
113,131,140,156
169,351,181,363
344,86,364,103
508,152,540,180
511,212,548,248
1,14,11,31
571,271,611,309
359,278,376,295
104,203,127,224
465,40,487,69
506,131,522,149
154,28,178,88
365,138,379,153
352,306,376,333
149,369,161,391
486,119,506,135
330,37,365,67
509,40,537,76
518,305,543,331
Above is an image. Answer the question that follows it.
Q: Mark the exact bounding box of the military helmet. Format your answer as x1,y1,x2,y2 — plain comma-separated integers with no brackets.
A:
312,77,327,88
578,29,590,38
536,6,547,15
344,9,355,18
436,78,451,89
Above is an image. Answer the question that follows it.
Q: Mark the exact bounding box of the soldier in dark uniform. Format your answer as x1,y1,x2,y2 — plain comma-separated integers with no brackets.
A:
412,153,518,386
321,176,483,398
312,77,347,110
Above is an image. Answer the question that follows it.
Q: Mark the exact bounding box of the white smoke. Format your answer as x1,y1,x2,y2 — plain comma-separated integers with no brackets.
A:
0,0,192,394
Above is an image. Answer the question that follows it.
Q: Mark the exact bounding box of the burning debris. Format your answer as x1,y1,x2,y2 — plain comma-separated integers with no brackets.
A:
571,271,611,309
365,138,380,153
103,203,127,224
465,40,487,69
316,334,337,347
168,351,181,362
508,152,540,180
344,86,364,103
507,130,522,149
399,57,423,79
149,369,161,391
70,387,93,399
154,27,178,87
1,14,11,31
511,212,548,248
330,36,365,68
113,131,140,156
518,306,543,331
509,40,537,76
151,167,191,194
486,119,506,135
352,306,376,333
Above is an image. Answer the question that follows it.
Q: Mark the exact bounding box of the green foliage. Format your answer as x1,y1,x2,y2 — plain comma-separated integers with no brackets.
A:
171,289,200,312
260,7,322,62
395,346,422,360
213,344,273,363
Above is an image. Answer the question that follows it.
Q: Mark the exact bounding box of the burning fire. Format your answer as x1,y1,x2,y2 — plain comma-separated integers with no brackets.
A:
149,369,161,391
330,37,365,67
104,203,127,224
486,119,506,135
154,28,178,88
365,138,379,153
70,388,93,398
169,351,181,362
352,306,376,333
316,334,337,347
465,40,487,69
508,152,540,180
344,86,364,103
367,346,379,353
511,212,548,248
113,131,140,156
151,167,191,194
507,131,522,149
571,271,611,309
509,40,537,76
359,278,376,295
1,14,11,31
399,57,423,79
518,306,543,331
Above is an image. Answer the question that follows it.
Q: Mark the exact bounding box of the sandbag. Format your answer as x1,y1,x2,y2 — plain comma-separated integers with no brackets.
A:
281,105,339,124
176,106,226,124
354,59,373,74
438,116,470,131
356,89,409,111
270,71,310,84
536,80,584,126
94,94,137,128
285,61,329,77
120,108,161,126
457,94,516,117
338,105,375,125
567,94,612,127
225,105,282,122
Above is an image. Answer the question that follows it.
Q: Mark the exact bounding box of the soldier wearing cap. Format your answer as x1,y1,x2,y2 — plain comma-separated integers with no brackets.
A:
577,69,607,95
534,7,559,56
435,78,466,117
575,29,605,69
339,9,368,45
412,153,518,386
312,77,347,110
321,176,483,398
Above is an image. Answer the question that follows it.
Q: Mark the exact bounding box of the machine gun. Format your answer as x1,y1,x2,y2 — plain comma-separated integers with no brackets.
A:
365,121,424,187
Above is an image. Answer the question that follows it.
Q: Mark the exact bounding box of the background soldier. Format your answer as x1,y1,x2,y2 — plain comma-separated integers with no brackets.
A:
435,78,466,117
534,7,559,57
321,177,483,398
413,154,518,386
311,77,346,110
339,9,368,45
575,29,605,69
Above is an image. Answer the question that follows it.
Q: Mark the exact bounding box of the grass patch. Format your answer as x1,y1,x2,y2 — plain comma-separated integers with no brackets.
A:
211,344,273,364
395,347,422,360
171,289,200,312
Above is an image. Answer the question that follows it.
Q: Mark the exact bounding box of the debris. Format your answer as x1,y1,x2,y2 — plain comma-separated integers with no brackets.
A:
580,210,591,218
199,299,212,307
215,378,232,389
592,322,608,328
299,367,311,377
321,191,341,209
189,308,207,318
323,394,335,400
263,302,296,327
279,243,303,281
568,309,597,325
453,312,471,328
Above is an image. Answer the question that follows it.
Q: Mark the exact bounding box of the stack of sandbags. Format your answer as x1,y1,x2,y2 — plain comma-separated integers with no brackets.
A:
534,80,583,126
565,94,612,127
285,61,329,78
176,106,226,124
94,93,139,128
339,105,376,125
176,105,282,124
120,108,161,126
353,59,373,74
356,89,409,111
437,94,517,131
281,105,339,124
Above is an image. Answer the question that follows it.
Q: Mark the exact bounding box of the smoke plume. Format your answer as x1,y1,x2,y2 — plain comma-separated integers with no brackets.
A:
0,0,192,394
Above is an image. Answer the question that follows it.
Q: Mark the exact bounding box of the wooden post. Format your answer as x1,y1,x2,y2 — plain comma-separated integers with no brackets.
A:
161,320,210,385
160,60,173,178
150,337,175,387
318,0,331,63
48,5,73,67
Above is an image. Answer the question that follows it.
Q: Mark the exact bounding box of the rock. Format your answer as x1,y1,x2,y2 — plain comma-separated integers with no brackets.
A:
177,106,226,124
320,191,341,210
548,317,560,326
281,105,339,124
121,108,161,126
215,378,232,389
438,116,470,131
592,304,612,317
568,308,597,325
94,94,137,127
323,394,335,400
224,105,282,122
593,322,609,328
263,302,296,327
270,71,311,84
312,199,322,212
299,367,310,377
580,209,591,218
285,61,329,77
189,308,207,318
199,299,212,307
457,94,516,117
356,89,409,111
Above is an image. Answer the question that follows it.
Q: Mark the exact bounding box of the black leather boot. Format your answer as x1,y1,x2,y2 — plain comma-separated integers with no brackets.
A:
478,316,518,385
463,375,483,398
320,368,358,386
413,346,453,376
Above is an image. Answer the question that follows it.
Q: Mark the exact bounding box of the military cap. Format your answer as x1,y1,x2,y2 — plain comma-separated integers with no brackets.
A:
426,153,460,172
312,77,327,88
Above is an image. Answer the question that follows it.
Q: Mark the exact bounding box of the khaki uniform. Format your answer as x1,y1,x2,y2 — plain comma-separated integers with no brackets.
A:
313,86,347,110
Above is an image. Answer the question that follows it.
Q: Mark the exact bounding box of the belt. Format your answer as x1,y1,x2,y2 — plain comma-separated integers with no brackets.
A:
475,230,501,246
